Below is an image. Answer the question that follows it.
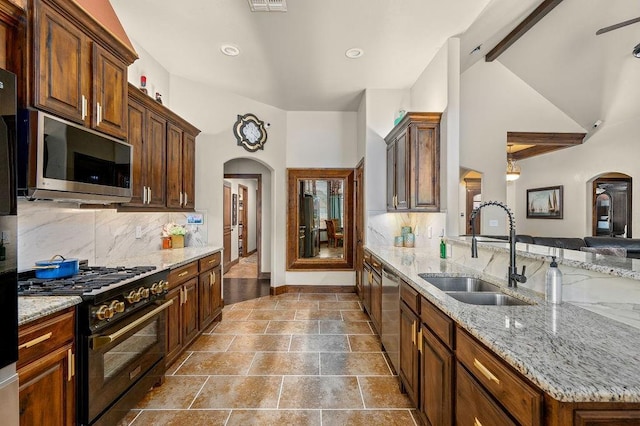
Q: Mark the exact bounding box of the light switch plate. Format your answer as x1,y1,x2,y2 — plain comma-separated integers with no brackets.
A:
489,220,499,227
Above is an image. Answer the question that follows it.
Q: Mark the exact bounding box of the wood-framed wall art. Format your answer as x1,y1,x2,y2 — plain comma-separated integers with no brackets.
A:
526,185,563,219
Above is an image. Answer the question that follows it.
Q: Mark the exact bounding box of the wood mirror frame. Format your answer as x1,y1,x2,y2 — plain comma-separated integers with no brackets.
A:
287,168,354,270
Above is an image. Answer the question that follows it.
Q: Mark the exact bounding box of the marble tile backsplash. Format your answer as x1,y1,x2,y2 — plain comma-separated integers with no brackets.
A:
366,211,446,249
17,200,207,270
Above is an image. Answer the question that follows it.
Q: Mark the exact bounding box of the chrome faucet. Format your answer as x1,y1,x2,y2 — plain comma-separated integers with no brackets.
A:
470,201,527,288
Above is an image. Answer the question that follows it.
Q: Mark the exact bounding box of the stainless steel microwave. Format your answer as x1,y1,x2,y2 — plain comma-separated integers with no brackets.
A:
18,110,132,204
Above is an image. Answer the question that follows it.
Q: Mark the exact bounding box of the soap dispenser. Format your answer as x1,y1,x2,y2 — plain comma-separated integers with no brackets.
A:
545,256,562,304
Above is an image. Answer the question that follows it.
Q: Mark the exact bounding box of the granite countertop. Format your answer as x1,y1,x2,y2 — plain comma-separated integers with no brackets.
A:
366,244,640,404
18,246,223,326
450,236,640,281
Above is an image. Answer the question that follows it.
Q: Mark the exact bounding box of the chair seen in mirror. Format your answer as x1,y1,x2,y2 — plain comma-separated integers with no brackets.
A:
326,219,344,248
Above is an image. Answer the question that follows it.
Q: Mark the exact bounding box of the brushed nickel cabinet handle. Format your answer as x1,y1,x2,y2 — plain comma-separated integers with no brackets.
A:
19,332,53,350
184,193,188,205
473,358,500,384
179,192,183,206
97,102,102,125
411,321,416,345
81,95,87,120
147,188,152,204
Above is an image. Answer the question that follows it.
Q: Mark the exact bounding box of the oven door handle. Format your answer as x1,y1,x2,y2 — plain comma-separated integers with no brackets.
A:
91,300,174,350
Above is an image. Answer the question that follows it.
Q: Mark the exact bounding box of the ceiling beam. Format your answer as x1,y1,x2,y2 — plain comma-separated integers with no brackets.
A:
507,131,586,146
485,0,564,62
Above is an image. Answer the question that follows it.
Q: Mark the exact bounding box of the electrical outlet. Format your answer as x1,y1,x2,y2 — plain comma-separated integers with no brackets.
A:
489,220,499,227
428,226,432,238
1,230,9,243
135,226,142,239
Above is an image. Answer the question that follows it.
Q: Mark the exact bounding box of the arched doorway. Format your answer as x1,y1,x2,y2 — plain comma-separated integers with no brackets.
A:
223,158,272,303
591,173,632,238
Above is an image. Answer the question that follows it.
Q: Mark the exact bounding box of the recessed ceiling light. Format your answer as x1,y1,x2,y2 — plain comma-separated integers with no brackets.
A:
221,45,240,57
345,48,364,59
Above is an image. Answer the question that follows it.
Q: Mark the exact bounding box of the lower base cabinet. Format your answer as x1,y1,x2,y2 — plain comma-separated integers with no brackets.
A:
399,301,419,406
18,308,75,426
420,324,453,426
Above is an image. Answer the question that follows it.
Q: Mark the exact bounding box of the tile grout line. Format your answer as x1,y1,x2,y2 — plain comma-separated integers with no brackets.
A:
346,334,353,352
126,409,143,425
223,409,232,426
245,349,260,375
170,351,194,376
224,335,237,352
276,375,285,409
186,375,211,410
356,376,367,409
287,334,293,352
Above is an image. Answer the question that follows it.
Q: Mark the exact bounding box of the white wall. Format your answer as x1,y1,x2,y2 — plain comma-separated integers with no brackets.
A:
169,75,287,286
126,39,172,107
460,60,584,235
285,111,359,285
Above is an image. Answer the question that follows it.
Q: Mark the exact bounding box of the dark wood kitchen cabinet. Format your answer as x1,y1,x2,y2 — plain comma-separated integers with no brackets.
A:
166,261,199,367
399,299,419,407
198,252,223,331
385,112,441,212
18,307,75,426
123,84,199,211
363,250,382,335
30,0,136,139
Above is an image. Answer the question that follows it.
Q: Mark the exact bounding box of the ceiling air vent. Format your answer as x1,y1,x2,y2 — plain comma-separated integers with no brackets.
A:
247,0,287,12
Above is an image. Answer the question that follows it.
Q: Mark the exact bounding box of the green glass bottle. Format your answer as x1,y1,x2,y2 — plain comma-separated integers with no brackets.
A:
440,239,446,259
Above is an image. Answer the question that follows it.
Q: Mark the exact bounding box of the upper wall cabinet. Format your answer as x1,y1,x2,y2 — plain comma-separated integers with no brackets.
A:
385,112,441,212
123,84,200,211
29,0,137,139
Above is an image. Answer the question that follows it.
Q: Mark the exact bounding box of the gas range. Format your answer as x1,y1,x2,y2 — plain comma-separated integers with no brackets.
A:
18,265,169,333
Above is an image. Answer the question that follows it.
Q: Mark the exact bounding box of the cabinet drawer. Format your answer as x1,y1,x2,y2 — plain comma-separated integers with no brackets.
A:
199,252,221,272
169,261,198,289
370,255,382,274
18,308,75,369
421,297,453,349
456,328,542,426
400,280,419,314
456,362,516,426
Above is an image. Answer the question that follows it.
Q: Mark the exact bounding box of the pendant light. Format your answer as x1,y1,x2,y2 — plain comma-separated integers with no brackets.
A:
506,146,520,181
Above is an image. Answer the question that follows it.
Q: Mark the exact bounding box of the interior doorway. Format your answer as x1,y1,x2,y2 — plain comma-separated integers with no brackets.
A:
592,174,632,238
460,170,482,235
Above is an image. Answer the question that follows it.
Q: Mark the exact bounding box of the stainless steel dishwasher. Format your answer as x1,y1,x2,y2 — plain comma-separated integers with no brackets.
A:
381,267,400,374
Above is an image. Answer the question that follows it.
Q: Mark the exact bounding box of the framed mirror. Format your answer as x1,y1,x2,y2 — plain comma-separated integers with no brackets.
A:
287,168,354,270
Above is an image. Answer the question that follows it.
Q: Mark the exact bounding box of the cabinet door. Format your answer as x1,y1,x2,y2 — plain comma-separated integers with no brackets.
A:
212,265,222,314
126,100,146,206
92,44,127,139
146,111,167,208
394,131,408,210
166,123,184,209
198,270,213,330
399,301,419,406
420,325,453,426
34,2,89,124
386,142,396,210
19,344,75,426
182,133,196,210
165,286,182,367
182,278,199,345
411,124,439,211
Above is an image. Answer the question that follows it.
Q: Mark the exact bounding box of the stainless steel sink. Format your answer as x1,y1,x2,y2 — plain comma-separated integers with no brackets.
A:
419,275,500,292
447,292,531,306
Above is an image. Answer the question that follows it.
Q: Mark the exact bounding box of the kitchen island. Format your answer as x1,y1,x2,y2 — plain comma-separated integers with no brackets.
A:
365,243,640,425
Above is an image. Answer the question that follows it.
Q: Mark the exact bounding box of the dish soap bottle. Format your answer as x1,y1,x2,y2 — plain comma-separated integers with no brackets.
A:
545,256,562,304
440,239,446,259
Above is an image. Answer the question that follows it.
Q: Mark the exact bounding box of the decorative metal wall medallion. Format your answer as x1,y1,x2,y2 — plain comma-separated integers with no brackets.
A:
233,113,268,152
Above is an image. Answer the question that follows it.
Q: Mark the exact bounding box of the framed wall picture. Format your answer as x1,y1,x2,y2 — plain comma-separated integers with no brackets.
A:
232,194,238,225
526,185,563,219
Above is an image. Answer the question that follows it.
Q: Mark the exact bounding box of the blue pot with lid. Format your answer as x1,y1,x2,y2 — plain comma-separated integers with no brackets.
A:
34,255,80,279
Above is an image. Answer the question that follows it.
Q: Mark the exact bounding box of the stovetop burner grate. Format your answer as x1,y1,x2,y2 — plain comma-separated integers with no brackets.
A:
18,265,157,296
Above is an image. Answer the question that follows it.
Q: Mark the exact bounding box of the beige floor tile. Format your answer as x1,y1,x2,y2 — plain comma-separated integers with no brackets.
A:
117,409,140,425
187,334,234,352
232,299,279,310
279,376,364,409
220,309,252,321
337,293,360,301
248,352,319,375
266,320,319,334
341,310,370,321
227,334,291,352
321,353,392,375
273,292,301,300
247,309,297,320
298,293,339,301
130,409,230,425
227,409,321,426
359,376,414,408
276,300,319,310
199,320,221,335
348,335,383,352
320,320,373,335
212,320,269,334
290,335,349,352
165,351,193,376
134,376,207,409
191,376,282,409
321,409,416,426
295,310,342,320
319,301,361,310
175,352,255,375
